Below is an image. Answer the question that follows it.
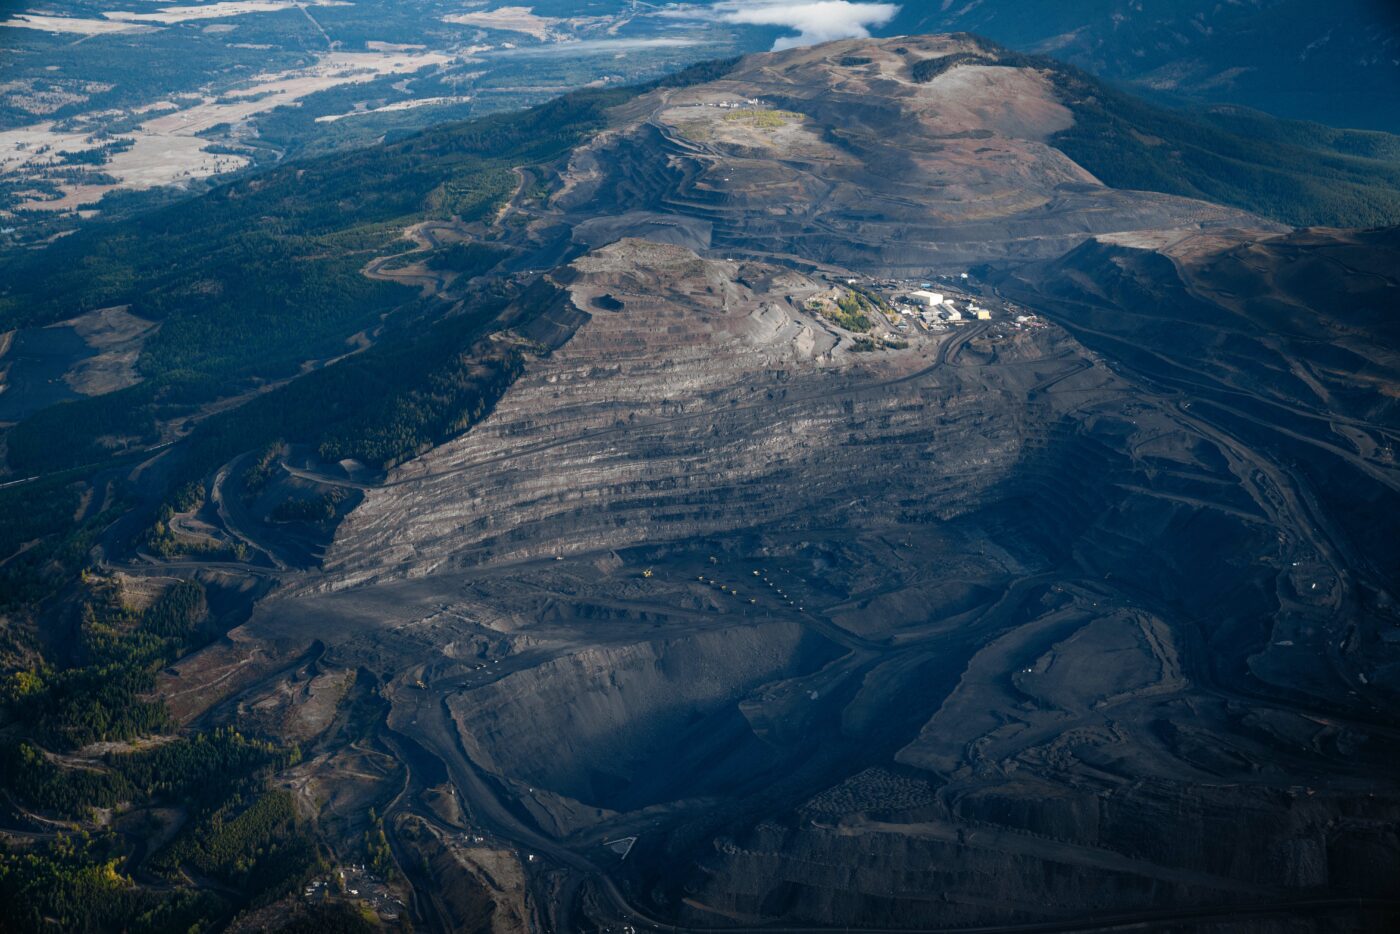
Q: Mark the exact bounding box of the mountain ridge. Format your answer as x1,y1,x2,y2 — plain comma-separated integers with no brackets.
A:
1,31,1398,934
885,0,1400,133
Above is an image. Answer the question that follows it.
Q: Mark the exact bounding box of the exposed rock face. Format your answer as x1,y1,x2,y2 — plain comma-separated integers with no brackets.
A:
160,37,1400,933
553,36,1270,274
326,240,1029,584
447,619,832,809
324,240,854,580
220,234,1394,928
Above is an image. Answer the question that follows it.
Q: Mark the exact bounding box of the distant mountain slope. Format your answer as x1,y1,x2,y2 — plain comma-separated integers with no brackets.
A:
926,37,1400,228
885,0,1400,132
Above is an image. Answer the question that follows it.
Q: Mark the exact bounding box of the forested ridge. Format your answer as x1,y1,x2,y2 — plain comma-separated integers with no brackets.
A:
0,85,626,603
0,87,629,477
0,59,739,933
0,47,819,572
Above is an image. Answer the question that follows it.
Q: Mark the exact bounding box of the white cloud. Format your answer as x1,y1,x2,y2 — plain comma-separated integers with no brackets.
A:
489,37,708,56
673,2,902,51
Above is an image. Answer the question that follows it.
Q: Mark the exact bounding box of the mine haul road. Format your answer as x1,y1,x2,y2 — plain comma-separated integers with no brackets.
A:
373,554,1400,934
1001,282,1395,723
383,684,1400,934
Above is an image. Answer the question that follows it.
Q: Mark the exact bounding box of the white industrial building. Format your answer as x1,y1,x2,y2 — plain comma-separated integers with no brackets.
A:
909,289,944,307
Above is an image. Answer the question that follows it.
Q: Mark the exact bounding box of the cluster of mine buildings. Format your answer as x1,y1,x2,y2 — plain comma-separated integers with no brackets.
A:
832,272,1043,333
899,285,993,324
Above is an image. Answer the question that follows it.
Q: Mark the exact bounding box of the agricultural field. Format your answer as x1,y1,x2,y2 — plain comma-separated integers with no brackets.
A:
0,0,766,244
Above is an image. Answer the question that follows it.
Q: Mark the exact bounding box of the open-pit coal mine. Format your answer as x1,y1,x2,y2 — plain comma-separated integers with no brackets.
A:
2,30,1398,934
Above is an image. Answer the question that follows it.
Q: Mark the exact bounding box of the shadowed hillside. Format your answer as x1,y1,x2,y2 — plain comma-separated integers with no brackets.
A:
886,0,1400,133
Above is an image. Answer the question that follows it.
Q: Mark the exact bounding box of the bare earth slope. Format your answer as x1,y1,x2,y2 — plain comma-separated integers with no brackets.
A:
148,37,1400,932
550,35,1271,275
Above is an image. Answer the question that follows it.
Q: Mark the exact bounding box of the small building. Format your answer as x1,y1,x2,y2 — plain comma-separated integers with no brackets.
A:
974,308,991,320
946,309,962,321
909,289,943,307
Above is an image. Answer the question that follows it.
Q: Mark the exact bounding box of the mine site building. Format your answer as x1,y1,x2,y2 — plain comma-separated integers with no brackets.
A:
909,290,944,307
